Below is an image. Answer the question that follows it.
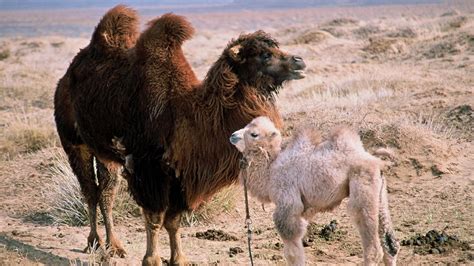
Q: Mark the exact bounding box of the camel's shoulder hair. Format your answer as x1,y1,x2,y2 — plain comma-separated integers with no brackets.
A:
285,127,323,151
90,5,139,53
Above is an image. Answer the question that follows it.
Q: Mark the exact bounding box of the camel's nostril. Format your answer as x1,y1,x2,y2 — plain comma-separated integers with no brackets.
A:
293,56,303,62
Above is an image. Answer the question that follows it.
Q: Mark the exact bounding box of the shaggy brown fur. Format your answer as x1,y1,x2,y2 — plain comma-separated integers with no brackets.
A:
54,5,306,265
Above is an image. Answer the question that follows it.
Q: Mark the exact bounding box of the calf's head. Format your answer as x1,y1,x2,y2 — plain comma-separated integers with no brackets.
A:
230,116,282,157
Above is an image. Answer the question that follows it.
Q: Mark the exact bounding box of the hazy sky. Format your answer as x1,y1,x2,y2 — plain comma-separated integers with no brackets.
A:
0,0,440,10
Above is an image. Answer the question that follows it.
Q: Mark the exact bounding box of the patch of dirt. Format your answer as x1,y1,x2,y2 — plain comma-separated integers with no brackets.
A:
195,229,238,241
401,229,471,255
228,246,244,257
303,220,345,247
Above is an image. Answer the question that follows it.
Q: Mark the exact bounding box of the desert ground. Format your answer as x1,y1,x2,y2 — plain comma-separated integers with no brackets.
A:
0,1,473,265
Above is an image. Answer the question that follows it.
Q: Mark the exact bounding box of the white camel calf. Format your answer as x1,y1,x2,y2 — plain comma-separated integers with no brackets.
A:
230,116,399,266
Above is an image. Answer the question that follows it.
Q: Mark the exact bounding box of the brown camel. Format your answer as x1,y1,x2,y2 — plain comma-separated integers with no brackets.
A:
54,5,306,265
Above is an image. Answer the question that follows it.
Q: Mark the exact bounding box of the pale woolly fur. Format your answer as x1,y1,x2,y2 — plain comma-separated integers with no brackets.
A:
231,116,399,266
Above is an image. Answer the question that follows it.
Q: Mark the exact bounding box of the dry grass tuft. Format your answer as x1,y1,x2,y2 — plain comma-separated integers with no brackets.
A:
182,186,238,226
0,111,57,160
323,18,358,27
386,27,418,39
363,37,407,55
443,16,468,31
440,9,460,17
353,25,381,39
422,37,463,59
291,30,331,45
0,49,10,60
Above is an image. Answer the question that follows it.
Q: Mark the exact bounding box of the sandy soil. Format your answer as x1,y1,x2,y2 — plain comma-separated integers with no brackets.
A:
0,1,473,265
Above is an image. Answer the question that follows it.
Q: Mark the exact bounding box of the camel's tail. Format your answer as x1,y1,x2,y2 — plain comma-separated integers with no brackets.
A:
378,174,400,266
136,13,194,56
90,5,139,54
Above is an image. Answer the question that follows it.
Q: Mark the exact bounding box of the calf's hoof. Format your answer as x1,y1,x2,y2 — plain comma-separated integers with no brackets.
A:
142,255,164,266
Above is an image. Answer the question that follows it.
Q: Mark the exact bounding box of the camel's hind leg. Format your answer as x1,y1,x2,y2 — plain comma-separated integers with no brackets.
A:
96,159,126,257
62,143,103,252
347,171,383,266
142,209,166,266
378,174,399,266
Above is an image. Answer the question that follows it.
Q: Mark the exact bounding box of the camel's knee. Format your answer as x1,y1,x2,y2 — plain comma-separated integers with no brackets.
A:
273,204,306,240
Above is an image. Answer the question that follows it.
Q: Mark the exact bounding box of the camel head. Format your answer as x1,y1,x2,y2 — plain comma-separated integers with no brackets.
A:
230,116,282,158
225,30,306,95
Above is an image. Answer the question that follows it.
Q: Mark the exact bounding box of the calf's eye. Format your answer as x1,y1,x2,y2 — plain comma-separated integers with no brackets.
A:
250,133,259,138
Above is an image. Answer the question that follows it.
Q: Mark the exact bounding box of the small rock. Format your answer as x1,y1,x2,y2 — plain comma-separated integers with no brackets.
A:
430,248,440,254
302,238,312,247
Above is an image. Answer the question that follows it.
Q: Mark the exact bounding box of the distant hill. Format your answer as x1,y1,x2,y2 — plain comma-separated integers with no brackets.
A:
233,0,441,7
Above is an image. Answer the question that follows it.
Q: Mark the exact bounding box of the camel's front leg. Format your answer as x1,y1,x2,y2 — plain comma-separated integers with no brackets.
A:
164,210,188,265
142,209,165,266
273,200,307,266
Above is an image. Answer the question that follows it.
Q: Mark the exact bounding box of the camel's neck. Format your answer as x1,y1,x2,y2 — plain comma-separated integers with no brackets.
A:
242,149,279,203
191,59,282,133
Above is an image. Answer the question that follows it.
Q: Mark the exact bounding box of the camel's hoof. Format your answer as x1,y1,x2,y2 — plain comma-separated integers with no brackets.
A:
109,243,127,258
142,255,163,266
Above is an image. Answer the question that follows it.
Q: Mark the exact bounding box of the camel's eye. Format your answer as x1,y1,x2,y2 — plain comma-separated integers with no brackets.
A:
271,132,278,137
250,132,259,138
261,53,272,62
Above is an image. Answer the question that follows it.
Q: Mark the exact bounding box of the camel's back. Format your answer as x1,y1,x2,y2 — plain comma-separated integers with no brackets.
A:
269,128,373,208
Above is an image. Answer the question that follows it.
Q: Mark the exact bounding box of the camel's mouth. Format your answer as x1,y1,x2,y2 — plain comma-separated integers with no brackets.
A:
288,56,306,80
291,69,306,79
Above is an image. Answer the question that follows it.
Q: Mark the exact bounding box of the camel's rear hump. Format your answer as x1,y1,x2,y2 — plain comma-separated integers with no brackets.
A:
329,127,364,151
136,13,194,56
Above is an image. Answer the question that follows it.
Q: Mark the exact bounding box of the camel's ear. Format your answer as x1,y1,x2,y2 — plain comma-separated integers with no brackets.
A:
229,44,244,62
